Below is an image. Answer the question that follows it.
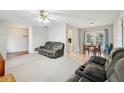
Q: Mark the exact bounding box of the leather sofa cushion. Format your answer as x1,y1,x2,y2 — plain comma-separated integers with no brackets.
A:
106,51,124,78
84,63,106,81
114,58,124,81
89,56,106,66
45,42,53,49
106,48,124,66
107,58,124,82
45,41,63,50
46,49,55,54
39,48,55,54
111,48,124,59
51,42,63,50
39,48,47,52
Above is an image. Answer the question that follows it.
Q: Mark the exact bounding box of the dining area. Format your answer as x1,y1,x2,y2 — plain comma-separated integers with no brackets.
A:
82,42,102,56
82,30,106,57
66,25,113,60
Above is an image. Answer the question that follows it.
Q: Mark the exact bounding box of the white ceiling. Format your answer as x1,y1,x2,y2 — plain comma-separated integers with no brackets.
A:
0,10,122,28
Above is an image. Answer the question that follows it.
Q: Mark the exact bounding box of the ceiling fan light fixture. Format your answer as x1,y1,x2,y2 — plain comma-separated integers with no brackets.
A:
37,10,50,24
43,11,48,16
40,10,48,17
43,18,49,23
38,18,43,22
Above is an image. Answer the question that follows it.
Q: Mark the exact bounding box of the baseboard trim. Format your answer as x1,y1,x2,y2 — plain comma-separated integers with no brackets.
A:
7,50,28,54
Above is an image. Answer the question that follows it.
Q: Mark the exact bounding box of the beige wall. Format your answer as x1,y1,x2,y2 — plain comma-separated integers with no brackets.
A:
0,22,7,58
7,26,28,53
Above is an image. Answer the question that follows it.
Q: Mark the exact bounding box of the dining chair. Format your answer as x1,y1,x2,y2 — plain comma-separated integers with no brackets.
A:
83,44,90,56
92,43,101,56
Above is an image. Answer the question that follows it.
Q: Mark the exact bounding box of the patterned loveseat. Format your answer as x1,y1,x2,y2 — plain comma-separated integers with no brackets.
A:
36,41,64,58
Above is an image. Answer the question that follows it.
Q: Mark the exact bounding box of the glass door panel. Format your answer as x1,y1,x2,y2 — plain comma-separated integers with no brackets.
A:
85,31,105,50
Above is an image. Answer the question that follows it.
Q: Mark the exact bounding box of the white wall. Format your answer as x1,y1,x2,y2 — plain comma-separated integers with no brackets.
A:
47,24,66,54
113,20,122,48
28,25,47,53
28,26,33,53
47,24,66,43
7,27,28,53
113,12,124,48
0,23,47,57
0,22,7,58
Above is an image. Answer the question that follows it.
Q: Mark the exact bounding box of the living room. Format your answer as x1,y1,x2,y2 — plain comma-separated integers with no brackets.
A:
1,0,124,93
0,10,124,82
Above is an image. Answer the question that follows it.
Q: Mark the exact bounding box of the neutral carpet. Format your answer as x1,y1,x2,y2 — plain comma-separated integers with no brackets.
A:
5,54,82,82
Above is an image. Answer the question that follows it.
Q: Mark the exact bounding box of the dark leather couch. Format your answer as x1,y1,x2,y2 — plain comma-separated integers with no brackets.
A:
35,41,64,58
67,48,124,82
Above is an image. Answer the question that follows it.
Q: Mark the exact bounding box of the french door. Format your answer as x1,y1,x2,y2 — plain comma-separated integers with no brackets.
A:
85,31,105,49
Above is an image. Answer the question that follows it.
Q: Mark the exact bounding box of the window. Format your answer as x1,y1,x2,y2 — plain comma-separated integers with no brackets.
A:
85,31,105,49
96,33,104,45
86,34,93,43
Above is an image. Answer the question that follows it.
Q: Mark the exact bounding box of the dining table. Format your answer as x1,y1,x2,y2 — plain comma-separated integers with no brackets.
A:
83,44,97,55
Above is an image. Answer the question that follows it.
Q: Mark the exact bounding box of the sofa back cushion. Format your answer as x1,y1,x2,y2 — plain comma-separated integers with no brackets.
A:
52,42,64,50
105,48,124,69
88,56,106,66
106,48,123,62
106,51,124,79
45,41,53,49
107,58,124,82
45,41,64,50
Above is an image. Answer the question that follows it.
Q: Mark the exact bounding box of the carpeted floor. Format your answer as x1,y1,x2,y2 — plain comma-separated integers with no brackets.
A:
5,54,83,82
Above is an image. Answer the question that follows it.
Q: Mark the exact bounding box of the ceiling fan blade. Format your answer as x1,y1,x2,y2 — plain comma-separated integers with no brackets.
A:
48,16,57,21
30,10,40,14
48,14,67,20
48,10,68,14
33,10,68,23
33,16,41,21
48,10,84,19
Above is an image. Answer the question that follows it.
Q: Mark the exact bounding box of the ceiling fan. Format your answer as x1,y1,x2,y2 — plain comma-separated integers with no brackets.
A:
34,10,57,24
33,10,70,24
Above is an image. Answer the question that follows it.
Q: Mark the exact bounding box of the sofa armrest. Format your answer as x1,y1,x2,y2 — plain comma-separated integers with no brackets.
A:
88,56,106,66
55,49,63,54
35,46,46,51
66,74,82,82
52,49,64,58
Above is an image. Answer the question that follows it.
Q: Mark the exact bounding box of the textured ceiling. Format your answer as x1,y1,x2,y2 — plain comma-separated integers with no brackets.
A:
0,10,122,28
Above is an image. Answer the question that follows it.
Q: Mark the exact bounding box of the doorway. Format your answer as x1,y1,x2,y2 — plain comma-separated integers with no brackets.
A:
67,29,73,55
